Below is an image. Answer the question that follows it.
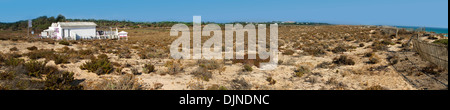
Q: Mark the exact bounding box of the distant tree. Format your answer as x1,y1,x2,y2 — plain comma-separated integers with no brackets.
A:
56,14,66,22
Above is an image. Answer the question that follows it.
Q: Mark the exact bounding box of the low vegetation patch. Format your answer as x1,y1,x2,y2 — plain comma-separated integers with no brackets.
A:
294,65,310,77
433,39,448,45
143,64,155,74
80,54,114,75
191,67,212,81
333,55,355,65
59,40,70,46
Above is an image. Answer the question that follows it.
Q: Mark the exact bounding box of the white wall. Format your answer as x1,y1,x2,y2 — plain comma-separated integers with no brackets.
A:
61,27,96,40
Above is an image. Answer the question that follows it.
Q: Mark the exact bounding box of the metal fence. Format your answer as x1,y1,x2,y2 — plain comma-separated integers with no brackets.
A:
412,37,448,70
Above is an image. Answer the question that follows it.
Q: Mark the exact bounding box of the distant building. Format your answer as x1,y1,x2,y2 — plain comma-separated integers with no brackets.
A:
41,22,97,40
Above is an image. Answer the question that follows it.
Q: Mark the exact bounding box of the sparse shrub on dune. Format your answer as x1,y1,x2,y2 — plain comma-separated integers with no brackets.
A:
365,85,387,90
191,67,212,81
198,60,222,70
9,47,18,51
4,58,25,67
143,64,155,74
333,55,355,65
303,47,326,56
92,74,142,90
282,49,295,55
164,60,184,75
23,60,48,77
80,54,114,75
44,71,83,90
331,45,347,53
26,46,38,51
367,56,380,64
26,49,55,60
294,65,310,77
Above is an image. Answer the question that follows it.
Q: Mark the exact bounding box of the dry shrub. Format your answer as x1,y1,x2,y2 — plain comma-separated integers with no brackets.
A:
266,77,276,85
9,47,18,51
207,84,227,90
198,60,222,70
365,85,387,90
367,56,380,64
143,64,155,74
232,54,270,68
26,46,38,51
231,78,252,90
333,55,355,65
191,67,212,81
294,65,310,77
303,47,326,56
332,45,347,53
164,60,184,75
282,49,295,55
93,74,142,90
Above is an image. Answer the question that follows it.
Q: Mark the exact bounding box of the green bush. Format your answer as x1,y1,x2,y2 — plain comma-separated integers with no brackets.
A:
5,58,24,66
44,71,82,90
26,49,55,60
24,60,47,77
80,55,113,75
433,39,448,45
243,64,253,72
52,54,69,64
59,40,70,46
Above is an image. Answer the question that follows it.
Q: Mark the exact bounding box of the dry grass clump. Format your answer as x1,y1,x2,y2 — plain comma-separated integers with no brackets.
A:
231,78,252,90
333,55,355,65
365,85,387,90
80,54,114,75
198,60,222,70
92,74,142,90
164,60,184,75
331,45,347,53
232,54,270,68
206,84,228,90
191,67,212,81
370,40,393,51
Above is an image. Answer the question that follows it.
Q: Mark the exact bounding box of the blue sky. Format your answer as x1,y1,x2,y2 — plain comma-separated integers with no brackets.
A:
0,0,448,28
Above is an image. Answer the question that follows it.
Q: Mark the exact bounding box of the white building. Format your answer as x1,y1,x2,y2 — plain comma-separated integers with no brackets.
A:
41,22,97,40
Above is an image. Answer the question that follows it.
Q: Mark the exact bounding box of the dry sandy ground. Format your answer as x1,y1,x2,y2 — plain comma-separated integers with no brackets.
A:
0,39,420,90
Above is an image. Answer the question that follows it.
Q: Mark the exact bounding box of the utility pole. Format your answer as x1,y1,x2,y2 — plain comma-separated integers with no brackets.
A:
28,20,32,38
